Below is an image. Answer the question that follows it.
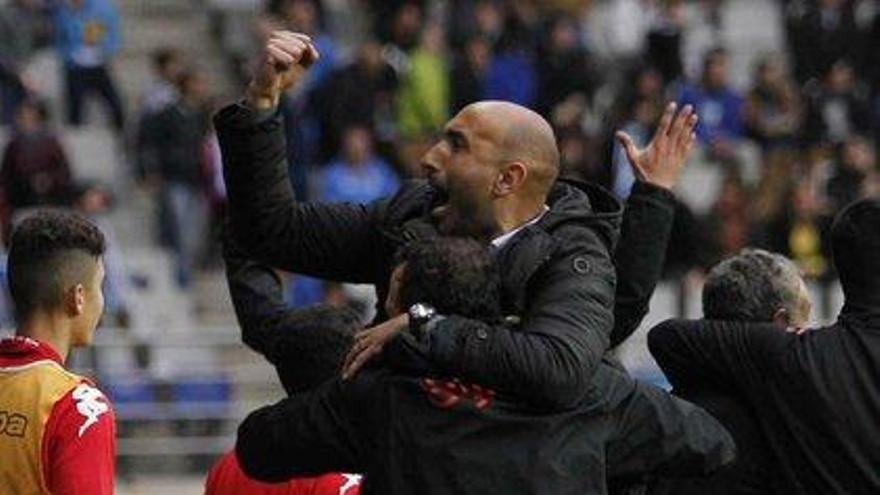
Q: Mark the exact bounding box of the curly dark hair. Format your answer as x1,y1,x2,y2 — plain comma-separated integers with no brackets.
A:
8,210,105,321
397,237,501,320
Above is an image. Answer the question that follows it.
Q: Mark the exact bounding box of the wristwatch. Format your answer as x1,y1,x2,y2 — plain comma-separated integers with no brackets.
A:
408,303,437,340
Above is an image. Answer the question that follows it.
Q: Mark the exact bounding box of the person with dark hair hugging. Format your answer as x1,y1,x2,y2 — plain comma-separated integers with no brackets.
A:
233,236,735,495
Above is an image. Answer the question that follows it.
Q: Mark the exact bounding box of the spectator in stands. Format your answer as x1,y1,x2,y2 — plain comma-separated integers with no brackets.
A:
141,47,182,116
450,35,490,114
0,99,73,239
768,179,830,280
0,210,115,495
314,39,398,163
649,196,880,494
142,69,211,288
786,0,858,84
135,47,183,180
648,249,810,495
743,54,801,149
701,174,753,268
679,47,744,161
535,15,595,116
53,0,125,131
802,60,870,147
319,125,400,204
483,33,537,108
0,1,34,125
826,134,877,212
646,0,685,84
396,22,449,155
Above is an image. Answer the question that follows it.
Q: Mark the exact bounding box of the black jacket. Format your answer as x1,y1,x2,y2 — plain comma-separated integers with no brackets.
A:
215,102,674,409
236,358,734,495
649,314,880,494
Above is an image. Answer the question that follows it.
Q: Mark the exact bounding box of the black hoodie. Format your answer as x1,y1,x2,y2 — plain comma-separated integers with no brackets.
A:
648,198,880,494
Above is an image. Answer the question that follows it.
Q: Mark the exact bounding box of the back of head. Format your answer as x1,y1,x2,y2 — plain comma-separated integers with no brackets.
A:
8,210,105,323
398,237,501,320
274,305,360,395
703,249,807,325
830,197,880,313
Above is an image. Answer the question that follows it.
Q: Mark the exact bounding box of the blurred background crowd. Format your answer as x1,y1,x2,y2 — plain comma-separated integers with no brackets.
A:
0,0,878,490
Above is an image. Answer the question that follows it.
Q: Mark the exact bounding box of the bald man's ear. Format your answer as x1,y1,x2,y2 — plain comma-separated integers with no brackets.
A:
493,162,528,197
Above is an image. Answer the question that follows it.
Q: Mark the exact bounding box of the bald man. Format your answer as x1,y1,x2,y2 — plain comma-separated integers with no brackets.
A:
216,31,697,410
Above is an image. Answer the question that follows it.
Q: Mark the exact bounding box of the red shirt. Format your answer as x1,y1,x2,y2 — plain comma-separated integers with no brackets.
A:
0,336,116,494
205,451,361,495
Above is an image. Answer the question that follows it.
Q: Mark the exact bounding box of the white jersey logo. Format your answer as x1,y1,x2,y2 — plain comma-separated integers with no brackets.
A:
339,474,362,495
71,384,109,437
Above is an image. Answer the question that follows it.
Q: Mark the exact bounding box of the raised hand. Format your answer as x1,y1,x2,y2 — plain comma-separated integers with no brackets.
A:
615,103,699,190
246,31,319,111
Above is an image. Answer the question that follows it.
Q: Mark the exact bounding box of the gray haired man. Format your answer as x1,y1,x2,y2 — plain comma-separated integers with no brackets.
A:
648,249,811,495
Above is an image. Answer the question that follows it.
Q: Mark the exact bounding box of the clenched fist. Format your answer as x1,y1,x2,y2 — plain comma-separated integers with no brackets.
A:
246,31,319,111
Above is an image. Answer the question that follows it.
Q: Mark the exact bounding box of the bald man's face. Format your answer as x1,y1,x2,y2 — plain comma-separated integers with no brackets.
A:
420,106,504,238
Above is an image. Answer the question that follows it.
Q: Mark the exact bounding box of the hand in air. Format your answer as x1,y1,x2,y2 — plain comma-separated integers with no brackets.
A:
247,31,319,110
615,102,699,190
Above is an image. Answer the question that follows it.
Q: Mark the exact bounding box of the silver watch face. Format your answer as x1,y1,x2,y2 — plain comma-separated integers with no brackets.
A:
410,303,434,321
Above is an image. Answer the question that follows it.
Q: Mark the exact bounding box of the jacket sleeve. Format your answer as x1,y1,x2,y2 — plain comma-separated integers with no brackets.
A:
235,377,370,482
610,182,676,348
606,378,736,482
42,383,116,495
214,103,387,284
222,237,289,361
647,318,790,392
414,233,616,410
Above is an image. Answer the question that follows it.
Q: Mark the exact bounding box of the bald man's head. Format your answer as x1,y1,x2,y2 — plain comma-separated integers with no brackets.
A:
464,101,560,195
419,100,561,238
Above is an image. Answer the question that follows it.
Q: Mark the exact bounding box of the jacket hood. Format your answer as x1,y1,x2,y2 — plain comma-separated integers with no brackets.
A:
539,179,624,253
831,197,880,317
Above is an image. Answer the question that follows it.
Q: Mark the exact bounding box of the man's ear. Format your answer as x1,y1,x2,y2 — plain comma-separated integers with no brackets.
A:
66,283,86,317
493,162,528,197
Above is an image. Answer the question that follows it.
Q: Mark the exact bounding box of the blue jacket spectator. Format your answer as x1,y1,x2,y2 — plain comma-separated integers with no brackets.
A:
54,0,120,67
678,48,744,144
484,50,536,108
53,0,124,130
319,126,399,204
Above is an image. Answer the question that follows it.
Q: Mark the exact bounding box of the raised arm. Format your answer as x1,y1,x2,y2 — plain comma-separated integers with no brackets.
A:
214,32,388,283
647,318,790,391
611,103,697,347
222,236,289,360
